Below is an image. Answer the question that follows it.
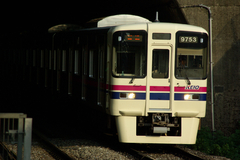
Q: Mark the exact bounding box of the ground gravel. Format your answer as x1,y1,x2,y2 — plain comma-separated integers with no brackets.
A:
50,138,135,159
177,145,231,160
30,141,55,160
4,139,231,160
5,141,54,160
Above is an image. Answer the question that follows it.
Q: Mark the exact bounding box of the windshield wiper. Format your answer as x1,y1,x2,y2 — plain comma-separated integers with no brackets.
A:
129,77,135,84
186,73,191,85
179,64,191,86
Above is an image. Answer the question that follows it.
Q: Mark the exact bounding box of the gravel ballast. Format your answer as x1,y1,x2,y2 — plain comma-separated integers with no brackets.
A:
5,138,231,160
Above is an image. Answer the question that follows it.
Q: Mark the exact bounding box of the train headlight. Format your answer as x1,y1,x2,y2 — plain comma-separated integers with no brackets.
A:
184,94,200,100
128,93,136,99
184,94,191,100
120,92,136,99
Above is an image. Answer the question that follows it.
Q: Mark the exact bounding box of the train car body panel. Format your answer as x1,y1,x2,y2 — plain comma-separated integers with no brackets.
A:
107,21,208,144
116,116,199,144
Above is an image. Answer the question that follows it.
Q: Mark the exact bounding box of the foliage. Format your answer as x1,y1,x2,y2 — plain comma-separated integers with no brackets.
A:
187,126,240,160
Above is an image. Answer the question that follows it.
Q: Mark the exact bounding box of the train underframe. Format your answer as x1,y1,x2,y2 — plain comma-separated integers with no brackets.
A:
137,113,181,136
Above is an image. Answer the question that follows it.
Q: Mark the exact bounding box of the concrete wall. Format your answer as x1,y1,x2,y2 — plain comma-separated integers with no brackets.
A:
177,0,240,135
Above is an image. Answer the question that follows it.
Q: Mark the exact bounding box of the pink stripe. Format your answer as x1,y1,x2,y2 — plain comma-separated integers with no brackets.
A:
174,87,207,92
150,86,170,91
111,85,146,91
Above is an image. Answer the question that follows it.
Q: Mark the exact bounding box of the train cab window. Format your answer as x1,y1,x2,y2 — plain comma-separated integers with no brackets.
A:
175,31,208,79
112,31,147,77
152,49,169,78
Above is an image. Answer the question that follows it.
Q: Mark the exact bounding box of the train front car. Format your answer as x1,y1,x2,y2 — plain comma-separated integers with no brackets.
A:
108,23,208,144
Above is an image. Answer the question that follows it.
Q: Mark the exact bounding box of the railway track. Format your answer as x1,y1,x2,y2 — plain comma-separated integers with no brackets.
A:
122,144,205,160
0,137,208,160
128,148,155,160
33,129,74,160
0,119,210,160
171,146,205,160
0,141,17,160
96,131,205,160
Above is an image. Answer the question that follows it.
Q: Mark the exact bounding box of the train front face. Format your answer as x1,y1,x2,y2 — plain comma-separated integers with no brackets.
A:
109,23,208,144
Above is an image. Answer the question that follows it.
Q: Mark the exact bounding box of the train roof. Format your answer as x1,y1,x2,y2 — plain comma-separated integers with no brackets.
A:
48,24,82,33
48,14,151,33
110,22,208,34
48,14,207,34
97,14,151,27
85,14,151,28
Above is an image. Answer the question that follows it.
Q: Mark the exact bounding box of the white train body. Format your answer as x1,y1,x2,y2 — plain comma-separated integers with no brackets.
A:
18,14,208,144
104,16,208,144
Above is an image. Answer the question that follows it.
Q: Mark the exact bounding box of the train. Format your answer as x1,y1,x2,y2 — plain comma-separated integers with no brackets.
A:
6,14,208,144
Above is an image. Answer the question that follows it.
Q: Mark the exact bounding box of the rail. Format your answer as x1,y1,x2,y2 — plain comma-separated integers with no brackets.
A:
33,129,74,160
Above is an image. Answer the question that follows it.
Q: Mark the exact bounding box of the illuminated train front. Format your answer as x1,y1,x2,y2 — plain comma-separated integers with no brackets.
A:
108,21,208,144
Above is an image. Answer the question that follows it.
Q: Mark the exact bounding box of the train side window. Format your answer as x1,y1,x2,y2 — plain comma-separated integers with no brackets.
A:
82,47,88,75
62,50,67,72
48,50,52,69
82,46,87,100
152,49,169,78
74,50,79,75
33,50,36,67
41,50,44,68
45,49,49,69
89,50,94,78
54,50,57,70
26,50,29,65
99,49,104,79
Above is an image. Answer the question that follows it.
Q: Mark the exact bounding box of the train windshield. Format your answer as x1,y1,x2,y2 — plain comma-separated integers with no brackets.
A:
112,31,147,77
175,32,208,79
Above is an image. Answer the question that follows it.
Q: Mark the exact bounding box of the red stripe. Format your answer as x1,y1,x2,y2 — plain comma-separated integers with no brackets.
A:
109,85,207,92
174,87,207,92
150,86,170,91
111,85,146,91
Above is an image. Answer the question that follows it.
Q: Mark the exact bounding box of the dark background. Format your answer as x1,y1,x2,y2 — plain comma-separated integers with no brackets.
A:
0,0,188,125
1,0,186,35
2,0,240,137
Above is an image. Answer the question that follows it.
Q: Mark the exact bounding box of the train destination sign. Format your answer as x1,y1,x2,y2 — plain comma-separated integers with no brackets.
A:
125,35,143,42
179,36,198,43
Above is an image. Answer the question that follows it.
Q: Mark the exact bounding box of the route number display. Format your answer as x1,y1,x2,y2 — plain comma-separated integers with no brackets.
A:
179,36,198,43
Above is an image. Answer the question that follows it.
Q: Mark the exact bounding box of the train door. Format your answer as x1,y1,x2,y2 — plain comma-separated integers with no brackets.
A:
68,48,73,95
146,46,172,113
82,45,88,100
97,43,105,106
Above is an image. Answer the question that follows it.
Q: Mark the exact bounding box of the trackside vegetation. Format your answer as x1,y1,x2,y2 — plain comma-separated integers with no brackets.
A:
187,123,240,159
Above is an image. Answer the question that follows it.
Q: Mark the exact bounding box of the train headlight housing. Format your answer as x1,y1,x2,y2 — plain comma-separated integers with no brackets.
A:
128,93,136,99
